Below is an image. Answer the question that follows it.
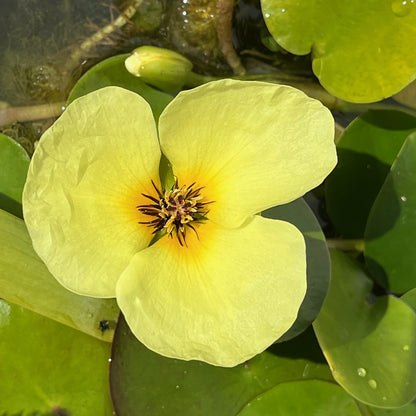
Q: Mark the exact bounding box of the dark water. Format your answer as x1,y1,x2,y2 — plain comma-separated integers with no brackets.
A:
0,0,114,105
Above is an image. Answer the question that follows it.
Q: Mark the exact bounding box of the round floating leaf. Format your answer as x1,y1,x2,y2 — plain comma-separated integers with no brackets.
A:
110,315,332,416
237,380,361,416
263,198,330,341
0,133,29,218
0,299,113,415
261,0,416,102
67,54,173,120
325,110,416,238
371,401,416,416
365,132,416,293
314,250,416,408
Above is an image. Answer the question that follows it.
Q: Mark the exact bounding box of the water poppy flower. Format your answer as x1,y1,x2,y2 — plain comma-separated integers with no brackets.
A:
23,80,336,366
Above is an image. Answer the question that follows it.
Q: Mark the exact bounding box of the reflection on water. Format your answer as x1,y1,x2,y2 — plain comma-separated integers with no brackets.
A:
0,0,118,105
0,0,230,107
0,0,269,151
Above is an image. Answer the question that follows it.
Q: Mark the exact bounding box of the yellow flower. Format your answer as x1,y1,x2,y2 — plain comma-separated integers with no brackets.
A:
23,80,336,367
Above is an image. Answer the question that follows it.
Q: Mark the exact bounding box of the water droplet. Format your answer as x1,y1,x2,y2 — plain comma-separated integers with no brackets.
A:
183,370,188,374
368,379,377,389
357,368,367,377
175,385,180,389
281,8,286,12
401,195,407,202
108,358,112,363
265,13,271,18
392,0,414,17
403,344,410,351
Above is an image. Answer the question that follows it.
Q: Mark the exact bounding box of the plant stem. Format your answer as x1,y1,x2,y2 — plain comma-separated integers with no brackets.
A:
0,102,65,127
64,0,144,72
326,239,365,252
216,0,246,75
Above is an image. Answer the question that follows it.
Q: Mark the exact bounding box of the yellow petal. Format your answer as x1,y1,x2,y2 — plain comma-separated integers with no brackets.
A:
116,215,306,367
23,87,161,297
158,79,336,228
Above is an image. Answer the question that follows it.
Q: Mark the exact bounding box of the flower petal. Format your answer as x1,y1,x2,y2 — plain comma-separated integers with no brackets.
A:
158,79,336,228
116,215,306,367
23,87,161,297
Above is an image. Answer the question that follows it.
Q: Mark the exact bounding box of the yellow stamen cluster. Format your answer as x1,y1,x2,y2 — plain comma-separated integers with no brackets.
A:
137,181,211,246
160,186,203,235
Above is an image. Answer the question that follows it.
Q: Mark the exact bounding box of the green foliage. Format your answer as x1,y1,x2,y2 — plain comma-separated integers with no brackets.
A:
263,198,330,342
314,250,416,407
67,54,173,120
0,133,29,218
0,209,119,341
365,132,416,293
325,110,416,238
0,300,113,415
237,380,361,416
110,315,331,416
261,0,416,102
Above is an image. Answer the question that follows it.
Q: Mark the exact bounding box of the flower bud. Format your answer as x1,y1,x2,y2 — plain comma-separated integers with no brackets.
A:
125,46,193,92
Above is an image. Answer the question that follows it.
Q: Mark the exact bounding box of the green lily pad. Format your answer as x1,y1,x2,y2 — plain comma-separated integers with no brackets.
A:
0,133,29,218
313,250,416,408
67,54,173,120
110,315,332,416
402,289,416,311
0,299,113,415
263,197,330,342
237,380,361,416
364,132,416,293
371,401,416,416
260,0,416,102
325,110,416,238
0,208,119,341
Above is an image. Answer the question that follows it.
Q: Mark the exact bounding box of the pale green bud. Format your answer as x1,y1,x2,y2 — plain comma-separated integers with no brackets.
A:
125,46,193,92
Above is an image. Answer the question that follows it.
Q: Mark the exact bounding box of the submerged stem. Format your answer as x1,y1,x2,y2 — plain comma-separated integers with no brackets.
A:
326,239,365,252
0,102,65,127
216,0,246,75
64,0,144,71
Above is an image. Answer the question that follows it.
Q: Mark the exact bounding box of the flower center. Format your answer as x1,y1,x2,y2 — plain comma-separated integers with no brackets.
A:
137,180,211,246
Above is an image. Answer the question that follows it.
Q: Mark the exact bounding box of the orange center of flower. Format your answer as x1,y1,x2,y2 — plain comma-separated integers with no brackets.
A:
137,180,212,246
